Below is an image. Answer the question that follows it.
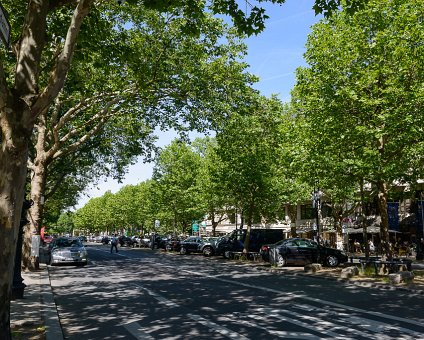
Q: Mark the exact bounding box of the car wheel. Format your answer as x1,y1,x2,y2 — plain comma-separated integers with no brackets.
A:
203,247,213,257
326,255,339,267
223,250,232,259
180,247,187,255
277,254,286,267
166,245,172,251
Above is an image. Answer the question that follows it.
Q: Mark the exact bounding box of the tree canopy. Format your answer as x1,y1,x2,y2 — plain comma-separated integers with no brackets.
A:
292,0,424,256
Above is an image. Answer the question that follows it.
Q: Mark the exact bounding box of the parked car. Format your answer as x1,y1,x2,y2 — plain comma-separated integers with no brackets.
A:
139,237,151,248
48,237,88,266
179,236,204,255
101,236,110,245
200,237,219,257
269,237,348,267
118,235,137,247
215,228,285,258
177,236,220,256
259,239,287,262
42,235,54,245
165,237,183,252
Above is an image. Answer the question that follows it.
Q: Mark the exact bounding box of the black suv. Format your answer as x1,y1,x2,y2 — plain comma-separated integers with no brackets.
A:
215,228,285,258
178,236,219,256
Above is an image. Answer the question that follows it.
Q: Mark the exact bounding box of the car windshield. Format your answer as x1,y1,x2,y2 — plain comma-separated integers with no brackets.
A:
54,238,83,248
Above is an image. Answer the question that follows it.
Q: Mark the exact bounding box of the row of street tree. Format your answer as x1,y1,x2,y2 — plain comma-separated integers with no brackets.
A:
65,0,424,259
60,96,304,238
0,0,417,338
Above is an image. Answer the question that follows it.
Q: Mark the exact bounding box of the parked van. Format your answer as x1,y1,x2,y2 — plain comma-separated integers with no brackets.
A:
215,228,285,258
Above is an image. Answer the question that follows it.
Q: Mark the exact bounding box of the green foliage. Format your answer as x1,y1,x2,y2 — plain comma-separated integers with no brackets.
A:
215,95,297,225
153,139,205,234
51,212,75,235
292,0,424,194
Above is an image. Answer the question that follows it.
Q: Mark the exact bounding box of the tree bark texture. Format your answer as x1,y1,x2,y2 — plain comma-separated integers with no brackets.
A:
0,104,31,339
23,114,49,269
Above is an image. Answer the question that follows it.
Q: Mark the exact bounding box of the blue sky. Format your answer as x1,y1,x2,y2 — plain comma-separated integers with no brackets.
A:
76,1,321,208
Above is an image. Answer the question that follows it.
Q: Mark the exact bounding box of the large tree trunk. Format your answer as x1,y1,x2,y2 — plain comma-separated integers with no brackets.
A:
0,107,32,339
22,160,47,269
377,181,392,259
23,113,49,269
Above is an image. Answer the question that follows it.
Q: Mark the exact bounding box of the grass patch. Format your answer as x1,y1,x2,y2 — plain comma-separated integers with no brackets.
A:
360,264,378,277
11,324,45,339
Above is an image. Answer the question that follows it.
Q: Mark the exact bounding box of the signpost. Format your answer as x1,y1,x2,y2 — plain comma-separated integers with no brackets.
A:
0,3,10,47
192,221,199,235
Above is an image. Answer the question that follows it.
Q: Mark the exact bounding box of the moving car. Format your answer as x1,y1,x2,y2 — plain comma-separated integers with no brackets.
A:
49,237,88,266
269,237,348,267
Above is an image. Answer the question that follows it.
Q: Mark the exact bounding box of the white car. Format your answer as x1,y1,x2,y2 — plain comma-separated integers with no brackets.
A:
49,237,88,266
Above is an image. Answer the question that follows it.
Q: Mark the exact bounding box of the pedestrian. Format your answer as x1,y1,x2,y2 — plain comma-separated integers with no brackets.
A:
368,239,375,254
111,234,119,253
354,240,361,253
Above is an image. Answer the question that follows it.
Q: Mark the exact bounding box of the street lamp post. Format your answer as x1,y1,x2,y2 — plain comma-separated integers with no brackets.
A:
312,188,322,245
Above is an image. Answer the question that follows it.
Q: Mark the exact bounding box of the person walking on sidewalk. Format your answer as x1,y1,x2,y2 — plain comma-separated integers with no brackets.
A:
111,235,119,253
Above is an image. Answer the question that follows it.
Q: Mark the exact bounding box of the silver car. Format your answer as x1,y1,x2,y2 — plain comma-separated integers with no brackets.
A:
49,237,88,266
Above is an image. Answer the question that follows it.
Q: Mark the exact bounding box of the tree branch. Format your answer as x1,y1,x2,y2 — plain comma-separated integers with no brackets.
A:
32,0,95,117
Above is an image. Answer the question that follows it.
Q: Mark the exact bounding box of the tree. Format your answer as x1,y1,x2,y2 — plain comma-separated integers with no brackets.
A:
73,192,116,235
152,139,204,234
193,137,233,236
52,211,75,235
292,0,424,258
24,5,257,269
0,0,366,337
215,96,289,253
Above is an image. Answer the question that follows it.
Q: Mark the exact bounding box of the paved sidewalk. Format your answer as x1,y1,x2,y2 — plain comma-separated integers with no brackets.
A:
10,264,63,340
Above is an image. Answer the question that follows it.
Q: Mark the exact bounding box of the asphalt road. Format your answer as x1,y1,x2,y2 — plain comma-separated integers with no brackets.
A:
47,244,424,339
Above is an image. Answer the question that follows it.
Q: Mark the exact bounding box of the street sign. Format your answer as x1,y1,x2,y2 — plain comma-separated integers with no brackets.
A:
192,222,199,232
0,3,10,47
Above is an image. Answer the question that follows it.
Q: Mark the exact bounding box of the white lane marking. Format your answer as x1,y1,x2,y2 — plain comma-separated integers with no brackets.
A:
293,303,423,339
180,268,424,329
188,313,249,340
221,313,320,339
123,321,155,340
257,308,349,339
139,285,249,340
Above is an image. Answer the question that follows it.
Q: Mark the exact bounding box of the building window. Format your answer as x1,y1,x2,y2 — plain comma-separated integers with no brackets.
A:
300,204,315,220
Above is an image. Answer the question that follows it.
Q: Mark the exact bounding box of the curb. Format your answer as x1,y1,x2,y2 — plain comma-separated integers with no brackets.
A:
255,264,424,295
41,265,64,340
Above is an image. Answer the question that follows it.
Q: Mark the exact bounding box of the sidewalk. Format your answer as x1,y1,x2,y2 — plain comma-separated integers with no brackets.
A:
10,264,63,340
